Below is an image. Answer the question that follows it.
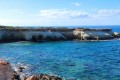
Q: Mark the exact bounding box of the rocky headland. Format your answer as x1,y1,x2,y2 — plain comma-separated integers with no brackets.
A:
0,60,62,80
0,25,119,42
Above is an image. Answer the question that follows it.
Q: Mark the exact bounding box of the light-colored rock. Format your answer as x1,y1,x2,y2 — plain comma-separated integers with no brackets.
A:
114,32,120,38
73,29,114,40
26,76,37,80
114,32,119,35
0,27,116,41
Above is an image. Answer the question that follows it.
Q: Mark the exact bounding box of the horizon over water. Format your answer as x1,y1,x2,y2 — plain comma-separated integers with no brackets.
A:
0,25,120,80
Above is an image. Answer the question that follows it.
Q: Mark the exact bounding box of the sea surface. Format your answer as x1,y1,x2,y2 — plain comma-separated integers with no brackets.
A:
0,26,120,80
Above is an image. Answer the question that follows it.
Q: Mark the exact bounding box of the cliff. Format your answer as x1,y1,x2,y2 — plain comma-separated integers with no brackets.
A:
0,26,117,42
73,29,114,40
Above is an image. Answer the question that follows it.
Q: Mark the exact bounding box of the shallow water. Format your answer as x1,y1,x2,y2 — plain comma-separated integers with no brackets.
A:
0,40,120,80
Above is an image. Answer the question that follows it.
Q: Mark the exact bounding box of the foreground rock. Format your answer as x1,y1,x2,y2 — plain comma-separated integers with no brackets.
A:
26,74,62,80
0,60,62,80
0,60,14,80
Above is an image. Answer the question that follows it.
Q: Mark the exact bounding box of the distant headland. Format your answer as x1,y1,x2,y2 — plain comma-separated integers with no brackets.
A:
0,25,119,42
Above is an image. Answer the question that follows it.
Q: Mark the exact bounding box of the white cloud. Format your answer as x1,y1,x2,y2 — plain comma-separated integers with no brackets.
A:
1,9,120,26
37,9,90,19
97,9,120,16
73,2,82,7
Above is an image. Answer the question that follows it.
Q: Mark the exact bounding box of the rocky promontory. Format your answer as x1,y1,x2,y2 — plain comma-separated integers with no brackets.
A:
0,60,62,80
0,25,119,42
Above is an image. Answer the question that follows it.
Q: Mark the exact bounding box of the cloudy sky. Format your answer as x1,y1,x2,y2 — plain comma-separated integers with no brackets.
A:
0,0,120,26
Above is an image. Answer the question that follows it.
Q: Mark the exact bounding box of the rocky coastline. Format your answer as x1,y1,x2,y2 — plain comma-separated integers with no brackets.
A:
0,60,62,80
0,26,119,42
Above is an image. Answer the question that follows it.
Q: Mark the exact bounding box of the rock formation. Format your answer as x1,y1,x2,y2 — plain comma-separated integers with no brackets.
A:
26,74,62,80
113,32,120,38
0,26,117,42
0,60,14,80
0,60,62,80
73,29,114,40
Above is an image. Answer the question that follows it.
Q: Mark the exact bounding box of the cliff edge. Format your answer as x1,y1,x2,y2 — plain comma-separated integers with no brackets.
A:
0,26,119,42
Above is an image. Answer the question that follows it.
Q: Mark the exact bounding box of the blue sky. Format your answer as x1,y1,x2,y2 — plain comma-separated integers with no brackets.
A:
0,0,120,26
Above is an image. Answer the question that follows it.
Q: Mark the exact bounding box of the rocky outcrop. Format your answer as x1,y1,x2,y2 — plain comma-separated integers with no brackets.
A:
26,74,62,80
24,31,66,41
0,60,62,80
113,32,120,38
73,29,114,40
0,60,14,80
0,27,117,42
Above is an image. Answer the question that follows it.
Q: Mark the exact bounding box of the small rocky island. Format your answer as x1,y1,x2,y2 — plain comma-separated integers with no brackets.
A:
0,25,119,42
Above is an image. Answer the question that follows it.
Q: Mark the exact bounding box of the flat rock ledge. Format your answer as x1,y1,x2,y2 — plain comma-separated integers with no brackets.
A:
0,60,62,80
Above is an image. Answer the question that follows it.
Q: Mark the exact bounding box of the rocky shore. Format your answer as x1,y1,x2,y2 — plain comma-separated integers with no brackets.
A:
0,60,62,80
0,26,119,42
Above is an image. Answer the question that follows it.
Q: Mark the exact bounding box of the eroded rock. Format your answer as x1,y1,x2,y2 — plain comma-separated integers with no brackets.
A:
0,60,14,80
0,60,62,80
26,74,62,80
18,66,25,72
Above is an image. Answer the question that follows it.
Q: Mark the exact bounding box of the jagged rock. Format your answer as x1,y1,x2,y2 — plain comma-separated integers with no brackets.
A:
26,76,37,80
0,60,14,80
26,74,62,80
0,60,62,80
114,32,120,38
23,76,27,80
12,71,20,80
73,29,114,40
18,66,25,72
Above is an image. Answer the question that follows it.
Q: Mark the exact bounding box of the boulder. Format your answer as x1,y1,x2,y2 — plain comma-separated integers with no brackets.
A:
12,71,20,80
18,66,25,72
26,74,62,80
0,60,62,80
114,32,120,38
0,60,14,80
26,76,37,80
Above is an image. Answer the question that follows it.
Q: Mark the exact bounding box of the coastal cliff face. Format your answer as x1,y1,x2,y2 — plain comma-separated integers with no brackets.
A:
73,29,114,40
24,31,66,41
0,27,117,42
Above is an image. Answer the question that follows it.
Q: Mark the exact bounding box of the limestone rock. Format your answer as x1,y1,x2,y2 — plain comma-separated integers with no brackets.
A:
114,32,120,38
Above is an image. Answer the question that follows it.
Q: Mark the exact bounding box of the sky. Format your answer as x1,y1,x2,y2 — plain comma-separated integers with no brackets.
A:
0,0,120,26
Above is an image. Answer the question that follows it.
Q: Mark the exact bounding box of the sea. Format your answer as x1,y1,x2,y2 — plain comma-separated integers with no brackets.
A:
0,25,120,80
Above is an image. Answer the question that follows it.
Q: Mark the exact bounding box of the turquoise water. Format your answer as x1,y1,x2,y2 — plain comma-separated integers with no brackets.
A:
0,40,120,80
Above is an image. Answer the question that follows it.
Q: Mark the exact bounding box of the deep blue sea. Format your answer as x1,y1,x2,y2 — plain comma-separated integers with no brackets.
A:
0,26,120,80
